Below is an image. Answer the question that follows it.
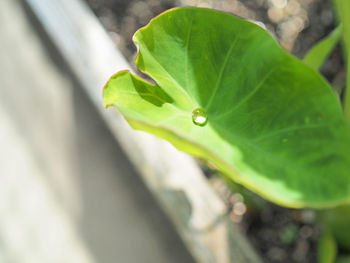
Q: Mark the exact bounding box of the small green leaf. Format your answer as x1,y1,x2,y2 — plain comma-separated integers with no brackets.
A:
318,230,337,263
303,25,342,71
336,256,350,263
334,0,350,127
104,7,350,208
319,205,350,249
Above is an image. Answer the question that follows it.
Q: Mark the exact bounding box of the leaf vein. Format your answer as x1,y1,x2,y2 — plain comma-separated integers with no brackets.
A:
205,35,240,111
253,123,330,143
213,66,279,120
185,16,194,98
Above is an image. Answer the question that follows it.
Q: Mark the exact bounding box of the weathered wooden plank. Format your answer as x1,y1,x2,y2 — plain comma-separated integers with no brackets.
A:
23,0,262,262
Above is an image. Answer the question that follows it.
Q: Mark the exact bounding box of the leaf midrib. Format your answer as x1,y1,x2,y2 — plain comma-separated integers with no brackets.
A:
205,33,240,111
212,66,279,120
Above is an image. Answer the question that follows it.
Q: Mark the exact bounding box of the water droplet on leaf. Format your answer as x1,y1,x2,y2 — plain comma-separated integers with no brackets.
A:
192,108,208,127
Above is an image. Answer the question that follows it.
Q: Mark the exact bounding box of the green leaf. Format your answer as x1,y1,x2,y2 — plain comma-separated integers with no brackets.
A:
318,230,337,263
336,256,350,263
104,7,350,208
334,0,350,127
303,25,342,71
319,205,350,249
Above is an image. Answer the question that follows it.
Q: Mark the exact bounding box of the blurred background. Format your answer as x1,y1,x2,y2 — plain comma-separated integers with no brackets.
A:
87,0,343,85
0,0,342,262
0,0,196,262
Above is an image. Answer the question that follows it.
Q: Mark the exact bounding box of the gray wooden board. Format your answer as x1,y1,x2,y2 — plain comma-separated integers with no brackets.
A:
23,0,263,262
0,0,197,262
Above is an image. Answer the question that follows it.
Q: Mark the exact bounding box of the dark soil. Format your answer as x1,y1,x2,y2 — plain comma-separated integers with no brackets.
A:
210,175,320,263
85,0,344,262
85,0,176,59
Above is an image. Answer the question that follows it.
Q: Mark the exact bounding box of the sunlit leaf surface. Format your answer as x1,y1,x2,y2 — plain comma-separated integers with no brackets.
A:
104,7,350,208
